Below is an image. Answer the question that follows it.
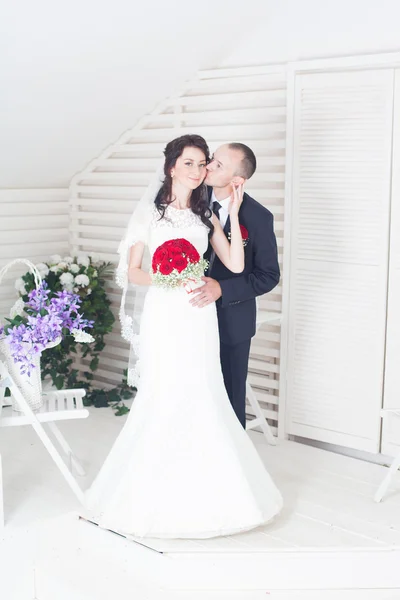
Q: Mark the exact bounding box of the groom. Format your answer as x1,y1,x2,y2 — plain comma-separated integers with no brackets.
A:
190,143,280,429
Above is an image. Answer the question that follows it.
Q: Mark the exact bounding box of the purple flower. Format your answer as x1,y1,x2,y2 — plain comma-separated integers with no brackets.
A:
1,281,94,376
71,313,94,331
51,290,81,312
26,281,51,311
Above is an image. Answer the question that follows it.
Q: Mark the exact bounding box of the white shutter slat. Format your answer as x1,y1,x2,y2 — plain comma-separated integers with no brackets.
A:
251,343,280,359
0,189,67,202
113,140,285,156
0,189,69,315
70,199,137,211
73,225,124,237
79,171,285,185
172,89,286,107
131,124,285,142
198,65,285,79
70,237,118,251
248,358,279,374
92,155,286,170
0,241,69,260
1,202,68,217
0,215,69,231
74,186,146,197
284,69,394,452
1,228,68,244
148,107,286,125
188,71,285,89
77,212,135,225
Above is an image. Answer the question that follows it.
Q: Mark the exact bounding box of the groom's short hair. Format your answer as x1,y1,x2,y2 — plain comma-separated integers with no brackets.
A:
229,143,257,179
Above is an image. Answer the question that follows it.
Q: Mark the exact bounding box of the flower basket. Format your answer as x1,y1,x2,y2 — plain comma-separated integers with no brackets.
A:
0,338,42,411
0,337,62,412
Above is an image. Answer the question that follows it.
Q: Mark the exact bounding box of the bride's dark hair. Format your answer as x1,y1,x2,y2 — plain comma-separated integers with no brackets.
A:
155,134,214,234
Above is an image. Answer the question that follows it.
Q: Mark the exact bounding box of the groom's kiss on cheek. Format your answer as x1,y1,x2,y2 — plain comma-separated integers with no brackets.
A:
204,144,245,190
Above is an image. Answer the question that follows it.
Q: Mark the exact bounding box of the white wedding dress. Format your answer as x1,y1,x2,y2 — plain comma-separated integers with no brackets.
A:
85,204,283,539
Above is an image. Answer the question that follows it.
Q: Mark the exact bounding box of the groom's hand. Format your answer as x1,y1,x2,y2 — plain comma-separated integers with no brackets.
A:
189,277,222,308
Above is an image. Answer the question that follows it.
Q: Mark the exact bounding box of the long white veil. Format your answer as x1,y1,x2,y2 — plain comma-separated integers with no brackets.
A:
116,164,165,387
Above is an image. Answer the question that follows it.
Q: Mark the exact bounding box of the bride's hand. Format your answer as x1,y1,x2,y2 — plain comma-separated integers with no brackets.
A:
228,182,244,217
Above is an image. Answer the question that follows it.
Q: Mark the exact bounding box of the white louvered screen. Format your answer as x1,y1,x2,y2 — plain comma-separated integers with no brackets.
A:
0,189,69,315
382,69,400,457
69,65,286,434
284,70,394,452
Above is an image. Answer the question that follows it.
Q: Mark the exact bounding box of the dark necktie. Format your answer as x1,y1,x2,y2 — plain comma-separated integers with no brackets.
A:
213,201,222,220
208,201,222,274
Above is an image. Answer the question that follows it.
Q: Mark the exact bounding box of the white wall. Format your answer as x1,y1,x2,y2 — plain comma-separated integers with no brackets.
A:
0,0,271,189
222,0,400,67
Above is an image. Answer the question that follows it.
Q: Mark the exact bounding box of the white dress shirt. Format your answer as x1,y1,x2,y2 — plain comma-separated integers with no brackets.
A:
211,191,231,229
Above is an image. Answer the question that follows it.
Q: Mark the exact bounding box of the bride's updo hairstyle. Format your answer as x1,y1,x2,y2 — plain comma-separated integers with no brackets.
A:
155,134,214,234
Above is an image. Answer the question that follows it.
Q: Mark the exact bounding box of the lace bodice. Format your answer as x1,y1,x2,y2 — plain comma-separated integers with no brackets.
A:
148,204,209,257
116,203,211,367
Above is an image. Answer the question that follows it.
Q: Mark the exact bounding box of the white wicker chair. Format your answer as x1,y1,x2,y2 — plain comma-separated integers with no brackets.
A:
0,257,91,528
0,359,88,527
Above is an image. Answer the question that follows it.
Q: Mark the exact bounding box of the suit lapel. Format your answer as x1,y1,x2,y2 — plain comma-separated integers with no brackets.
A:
223,193,247,237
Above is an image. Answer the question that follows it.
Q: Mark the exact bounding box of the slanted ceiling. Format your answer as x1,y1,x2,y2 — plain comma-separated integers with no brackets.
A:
0,0,271,188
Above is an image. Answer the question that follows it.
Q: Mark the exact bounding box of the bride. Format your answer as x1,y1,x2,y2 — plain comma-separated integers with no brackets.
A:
85,134,283,539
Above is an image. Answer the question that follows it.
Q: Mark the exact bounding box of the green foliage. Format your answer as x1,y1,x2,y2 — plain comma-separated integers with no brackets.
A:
85,370,135,415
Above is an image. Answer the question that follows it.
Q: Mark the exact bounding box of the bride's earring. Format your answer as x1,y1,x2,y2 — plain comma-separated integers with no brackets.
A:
171,170,175,178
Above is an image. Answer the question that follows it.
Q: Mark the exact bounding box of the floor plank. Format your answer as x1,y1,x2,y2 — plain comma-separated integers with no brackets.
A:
1,406,400,597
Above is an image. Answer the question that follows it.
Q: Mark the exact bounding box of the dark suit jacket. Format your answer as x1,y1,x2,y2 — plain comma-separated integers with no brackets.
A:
205,188,280,345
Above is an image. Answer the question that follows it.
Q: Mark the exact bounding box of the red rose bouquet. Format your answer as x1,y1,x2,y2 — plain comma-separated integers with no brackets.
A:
151,238,208,291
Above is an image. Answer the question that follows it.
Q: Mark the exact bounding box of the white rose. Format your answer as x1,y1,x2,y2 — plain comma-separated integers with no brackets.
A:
60,272,74,289
69,264,80,274
36,262,50,277
50,265,60,273
15,277,26,294
63,256,74,264
74,274,90,287
71,329,95,343
77,255,90,268
49,254,62,264
9,297,25,319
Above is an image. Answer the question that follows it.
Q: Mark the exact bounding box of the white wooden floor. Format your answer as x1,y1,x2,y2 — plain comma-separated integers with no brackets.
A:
1,405,400,599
